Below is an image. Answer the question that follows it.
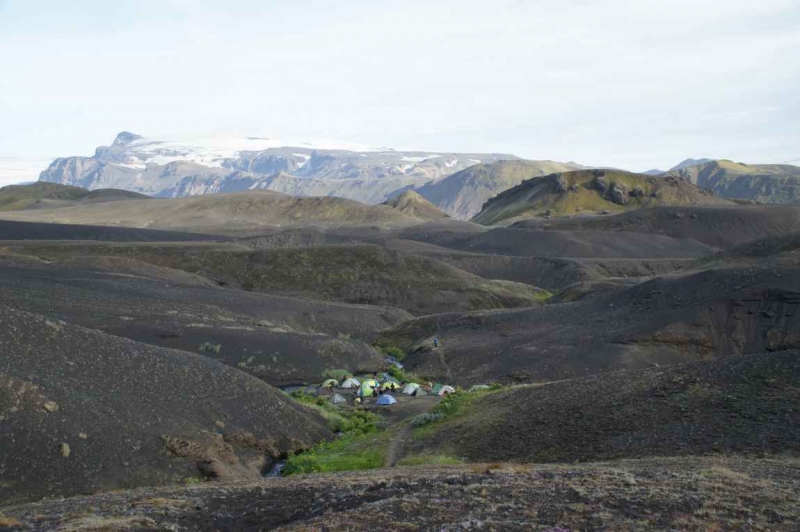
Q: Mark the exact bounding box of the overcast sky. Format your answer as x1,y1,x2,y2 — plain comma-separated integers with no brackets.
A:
1,0,798,183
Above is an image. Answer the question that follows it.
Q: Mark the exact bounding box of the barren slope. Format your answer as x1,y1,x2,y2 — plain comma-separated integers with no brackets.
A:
0,307,330,505
0,190,417,235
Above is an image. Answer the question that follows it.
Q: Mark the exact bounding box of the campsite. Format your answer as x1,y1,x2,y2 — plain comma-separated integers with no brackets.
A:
2,2,800,529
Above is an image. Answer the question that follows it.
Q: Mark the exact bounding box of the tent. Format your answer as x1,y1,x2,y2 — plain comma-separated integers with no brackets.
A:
362,379,379,388
322,379,339,389
402,383,420,395
412,387,427,396
432,384,456,396
375,394,397,406
469,384,491,392
358,385,375,398
381,381,401,391
315,387,333,397
330,393,347,405
341,378,361,389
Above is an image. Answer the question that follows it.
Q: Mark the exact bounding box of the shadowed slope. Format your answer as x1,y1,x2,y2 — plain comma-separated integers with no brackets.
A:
0,241,549,316
414,351,800,463
0,307,330,505
379,261,800,384
0,257,404,384
513,205,800,248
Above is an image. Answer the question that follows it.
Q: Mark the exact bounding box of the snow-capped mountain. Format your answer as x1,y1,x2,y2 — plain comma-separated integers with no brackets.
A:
39,132,519,213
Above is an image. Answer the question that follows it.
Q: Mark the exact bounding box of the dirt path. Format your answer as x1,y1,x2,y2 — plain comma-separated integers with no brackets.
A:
384,396,439,467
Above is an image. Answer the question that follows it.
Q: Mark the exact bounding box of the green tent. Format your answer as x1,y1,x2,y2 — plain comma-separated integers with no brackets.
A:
431,383,444,395
381,381,401,391
322,379,339,388
361,379,379,389
358,384,375,398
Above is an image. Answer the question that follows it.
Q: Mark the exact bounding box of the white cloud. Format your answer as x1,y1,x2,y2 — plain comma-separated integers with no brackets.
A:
0,0,797,177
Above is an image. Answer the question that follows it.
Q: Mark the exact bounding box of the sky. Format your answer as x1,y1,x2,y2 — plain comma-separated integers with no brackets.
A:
0,0,798,184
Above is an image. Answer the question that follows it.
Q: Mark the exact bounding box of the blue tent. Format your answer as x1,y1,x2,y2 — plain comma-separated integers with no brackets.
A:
375,394,397,406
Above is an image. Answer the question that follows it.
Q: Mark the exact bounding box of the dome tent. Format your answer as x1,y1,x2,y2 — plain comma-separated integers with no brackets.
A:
341,378,361,389
375,394,397,406
330,393,347,405
402,383,420,395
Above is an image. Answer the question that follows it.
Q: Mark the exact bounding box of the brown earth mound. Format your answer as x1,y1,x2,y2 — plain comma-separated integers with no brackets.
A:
383,190,448,220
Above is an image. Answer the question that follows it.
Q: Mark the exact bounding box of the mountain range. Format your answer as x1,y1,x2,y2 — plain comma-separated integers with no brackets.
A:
35,132,800,220
37,132,517,216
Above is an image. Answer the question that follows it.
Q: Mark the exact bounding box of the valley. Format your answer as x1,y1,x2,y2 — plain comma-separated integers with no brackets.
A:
0,168,799,530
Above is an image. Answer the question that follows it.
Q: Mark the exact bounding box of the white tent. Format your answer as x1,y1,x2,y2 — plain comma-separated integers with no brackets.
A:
437,385,456,396
402,383,420,395
341,378,361,389
331,393,348,404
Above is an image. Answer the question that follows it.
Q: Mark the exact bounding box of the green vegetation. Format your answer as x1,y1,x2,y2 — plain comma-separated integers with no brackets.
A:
534,290,553,302
283,406,385,475
473,169,727,225
283,433,386,475
198,342,221,354
386,365,416,383
289,391,378,434
411,387,505,437
379,345,406,361
322,368,352,381
411,412,444,427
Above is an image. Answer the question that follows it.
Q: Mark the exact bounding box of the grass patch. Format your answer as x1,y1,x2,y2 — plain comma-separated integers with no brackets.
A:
378,345,406,361
533,290,553,302
397,453,463,467
322,368,352,381
199,342,221,354
284,433,386,474
411,387,505,438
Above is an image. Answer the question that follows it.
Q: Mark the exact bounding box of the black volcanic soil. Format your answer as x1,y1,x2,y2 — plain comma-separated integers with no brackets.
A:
514,205,800,248
420,226,716,258
0,219,221,241
413,351,800,463
2,457,798,531
0,307,330,505
0,259,405,384
1,241,549,315
379,261,800,384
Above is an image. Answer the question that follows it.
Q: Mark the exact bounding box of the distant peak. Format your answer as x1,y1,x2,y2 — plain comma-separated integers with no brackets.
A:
112,131,143,147
670,158,712,171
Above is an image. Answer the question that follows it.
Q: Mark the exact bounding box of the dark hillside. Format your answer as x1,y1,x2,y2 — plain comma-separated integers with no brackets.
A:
414,351,800,463
0,307,330,505
380,263,800,384
514,205,800,248
0,259,402,384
